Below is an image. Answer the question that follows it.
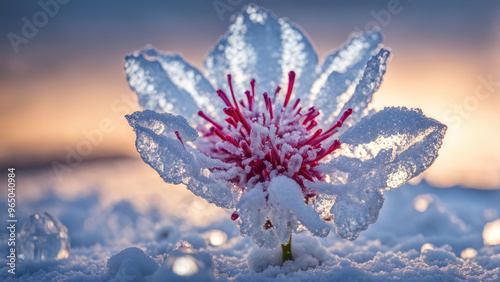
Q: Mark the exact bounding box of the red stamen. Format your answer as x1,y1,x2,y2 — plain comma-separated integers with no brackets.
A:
284,71,296,108
175,131,185,149
245,90,253,111
225,134,240,147
227,74,239,110
262,169,270,180
231,212,239,220
217,89,232,107
324,121,342,135
306,120,317,131
211,127,227,141
299,168,315,182
308,140,341,163
268,97,274,120
309,130,337,146
198,111,223,130
303,129,322,145
274,86,281,99
294,107,302,117
224,107,239,122
340,108,353,123
235,108,252,133
240,140,252,157
292,175,305,187
293,99,300,110
226,117,237,128
302,108,319,125
263,92,273,120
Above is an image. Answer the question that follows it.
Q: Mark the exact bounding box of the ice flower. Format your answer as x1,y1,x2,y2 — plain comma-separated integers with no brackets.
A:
124,5,446,249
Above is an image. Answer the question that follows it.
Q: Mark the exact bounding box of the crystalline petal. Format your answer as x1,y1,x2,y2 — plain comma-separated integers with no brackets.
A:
315,107,447,240
336,48,391,129
126,109,199,142
124,46,218,123
126,110,239,208
204,4,318,108
309,31,383,124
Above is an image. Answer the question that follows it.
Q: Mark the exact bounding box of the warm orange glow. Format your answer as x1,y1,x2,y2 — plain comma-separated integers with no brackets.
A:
1,30,499,189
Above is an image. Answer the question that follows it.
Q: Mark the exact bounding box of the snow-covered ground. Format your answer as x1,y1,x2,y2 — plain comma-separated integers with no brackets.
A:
1,158,499,281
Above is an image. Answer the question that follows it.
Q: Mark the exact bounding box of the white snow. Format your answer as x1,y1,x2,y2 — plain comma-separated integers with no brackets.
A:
1,159,499,281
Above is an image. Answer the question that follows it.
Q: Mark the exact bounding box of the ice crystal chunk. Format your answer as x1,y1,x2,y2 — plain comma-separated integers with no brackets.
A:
310,31,383,124
125,46,218,123
19,212,70,261
126,110,240,208
315,107,447,240
204,4,317,107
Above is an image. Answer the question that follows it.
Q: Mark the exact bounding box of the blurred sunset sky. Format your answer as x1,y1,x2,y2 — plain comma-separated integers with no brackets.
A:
1,0,499,189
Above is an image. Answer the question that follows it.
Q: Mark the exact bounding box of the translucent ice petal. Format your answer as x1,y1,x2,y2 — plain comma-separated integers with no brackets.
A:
125,46,218,123
126,110,239,208
126,109,199,143
336,48,391,128
316,107,447,240
309,31,383,124
204,4,317,107
19,212,70,261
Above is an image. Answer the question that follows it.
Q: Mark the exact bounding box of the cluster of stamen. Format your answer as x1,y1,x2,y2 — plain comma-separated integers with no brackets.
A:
178,71,352,214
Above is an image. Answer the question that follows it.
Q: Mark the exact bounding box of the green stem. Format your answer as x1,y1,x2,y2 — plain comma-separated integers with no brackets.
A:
281,234,293,263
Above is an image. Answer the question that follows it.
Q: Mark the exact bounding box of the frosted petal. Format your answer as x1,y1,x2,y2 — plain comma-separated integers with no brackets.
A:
316,107,447,240
204,4,317,107
267,176,329,240
126,109,199,143
309,31,383,124
126,110,239,208
336,48,390,128
235,184,277,248
125,46,218,123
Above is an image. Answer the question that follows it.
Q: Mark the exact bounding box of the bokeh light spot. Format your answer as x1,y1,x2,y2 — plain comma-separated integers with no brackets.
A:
172,256,199,276
460,248,478,259
413,194,434,212
209,230,228,246
483,219,500,246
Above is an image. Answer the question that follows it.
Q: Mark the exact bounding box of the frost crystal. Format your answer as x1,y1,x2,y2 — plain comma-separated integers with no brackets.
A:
124,4,447,247
19,212,70,261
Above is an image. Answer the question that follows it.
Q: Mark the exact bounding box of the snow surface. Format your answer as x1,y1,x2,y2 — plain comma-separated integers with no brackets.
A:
1,159,499,281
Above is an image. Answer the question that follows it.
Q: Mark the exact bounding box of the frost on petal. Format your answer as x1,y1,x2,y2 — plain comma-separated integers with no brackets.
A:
124,46,219,123
235,177,329,248
235,184,277,248
309,31,383,124
204,4,317,107
314,107,447,240
267,176,330,241
126,110,239,208
336,49,391,129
